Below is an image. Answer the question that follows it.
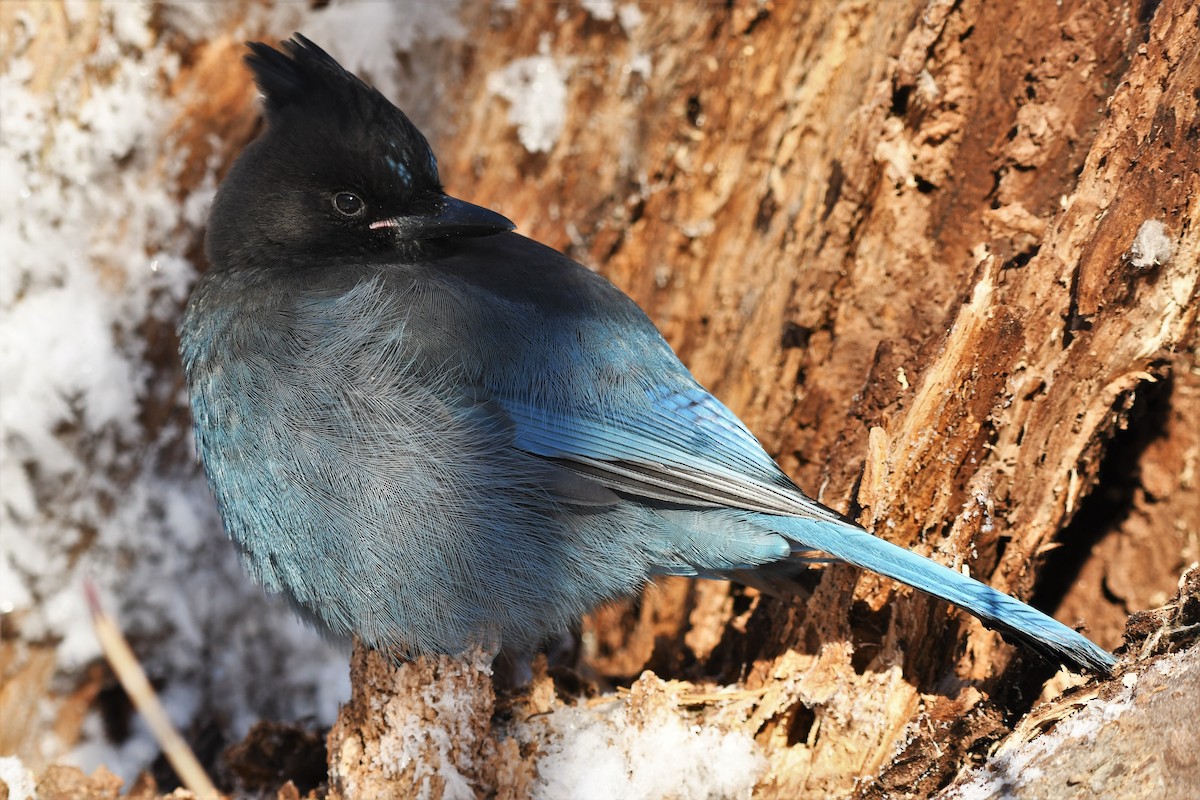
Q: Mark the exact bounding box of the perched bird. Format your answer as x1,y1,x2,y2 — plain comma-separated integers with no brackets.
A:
180,35,1115,673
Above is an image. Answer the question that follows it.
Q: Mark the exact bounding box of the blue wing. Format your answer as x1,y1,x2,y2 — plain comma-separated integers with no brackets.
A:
498,379,842,522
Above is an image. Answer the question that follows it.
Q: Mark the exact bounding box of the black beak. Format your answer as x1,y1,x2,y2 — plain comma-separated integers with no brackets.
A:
370,194,515,240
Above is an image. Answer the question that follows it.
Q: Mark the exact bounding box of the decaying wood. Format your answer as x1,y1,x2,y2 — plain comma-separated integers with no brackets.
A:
431,1,1199,796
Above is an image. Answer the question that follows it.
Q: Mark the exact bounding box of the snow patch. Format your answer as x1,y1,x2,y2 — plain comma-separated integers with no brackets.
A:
488,55,569,154
0,757,35,800
518,693,765,800
1129,219,1173,269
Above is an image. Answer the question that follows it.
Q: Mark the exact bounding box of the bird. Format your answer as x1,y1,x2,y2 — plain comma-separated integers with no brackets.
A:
179,34,1115,674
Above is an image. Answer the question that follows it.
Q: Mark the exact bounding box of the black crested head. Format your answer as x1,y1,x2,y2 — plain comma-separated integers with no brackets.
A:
244,34,440,194
205,34,513,272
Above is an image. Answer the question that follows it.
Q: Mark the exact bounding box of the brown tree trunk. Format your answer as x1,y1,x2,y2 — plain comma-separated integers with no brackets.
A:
426,0,1199,796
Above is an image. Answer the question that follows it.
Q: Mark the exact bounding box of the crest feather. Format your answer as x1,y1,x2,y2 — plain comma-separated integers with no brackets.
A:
245,34,366,116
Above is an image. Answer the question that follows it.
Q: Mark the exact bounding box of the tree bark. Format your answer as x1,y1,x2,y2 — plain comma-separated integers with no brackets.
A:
430,1,1199,796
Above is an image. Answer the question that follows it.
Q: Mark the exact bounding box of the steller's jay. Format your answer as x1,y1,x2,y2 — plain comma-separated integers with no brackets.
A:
179,35,1115,673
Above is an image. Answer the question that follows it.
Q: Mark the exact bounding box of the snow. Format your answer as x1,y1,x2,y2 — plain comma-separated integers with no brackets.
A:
618,4,647,35
521,699,765,800
488,54,570,154
0,757,35,800
1129,219,1173,269
581,0,645,34
940,654,1191,800
582,0,618,21
299,0,465,101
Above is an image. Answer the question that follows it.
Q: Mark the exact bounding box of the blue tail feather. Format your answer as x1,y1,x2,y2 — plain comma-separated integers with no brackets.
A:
768,516,1116,673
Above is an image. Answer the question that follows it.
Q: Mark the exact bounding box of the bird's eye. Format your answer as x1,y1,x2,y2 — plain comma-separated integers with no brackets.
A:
332,191,365,217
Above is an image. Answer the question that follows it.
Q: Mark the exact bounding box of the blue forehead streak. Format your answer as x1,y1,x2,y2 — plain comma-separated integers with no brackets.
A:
386,155,412,187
